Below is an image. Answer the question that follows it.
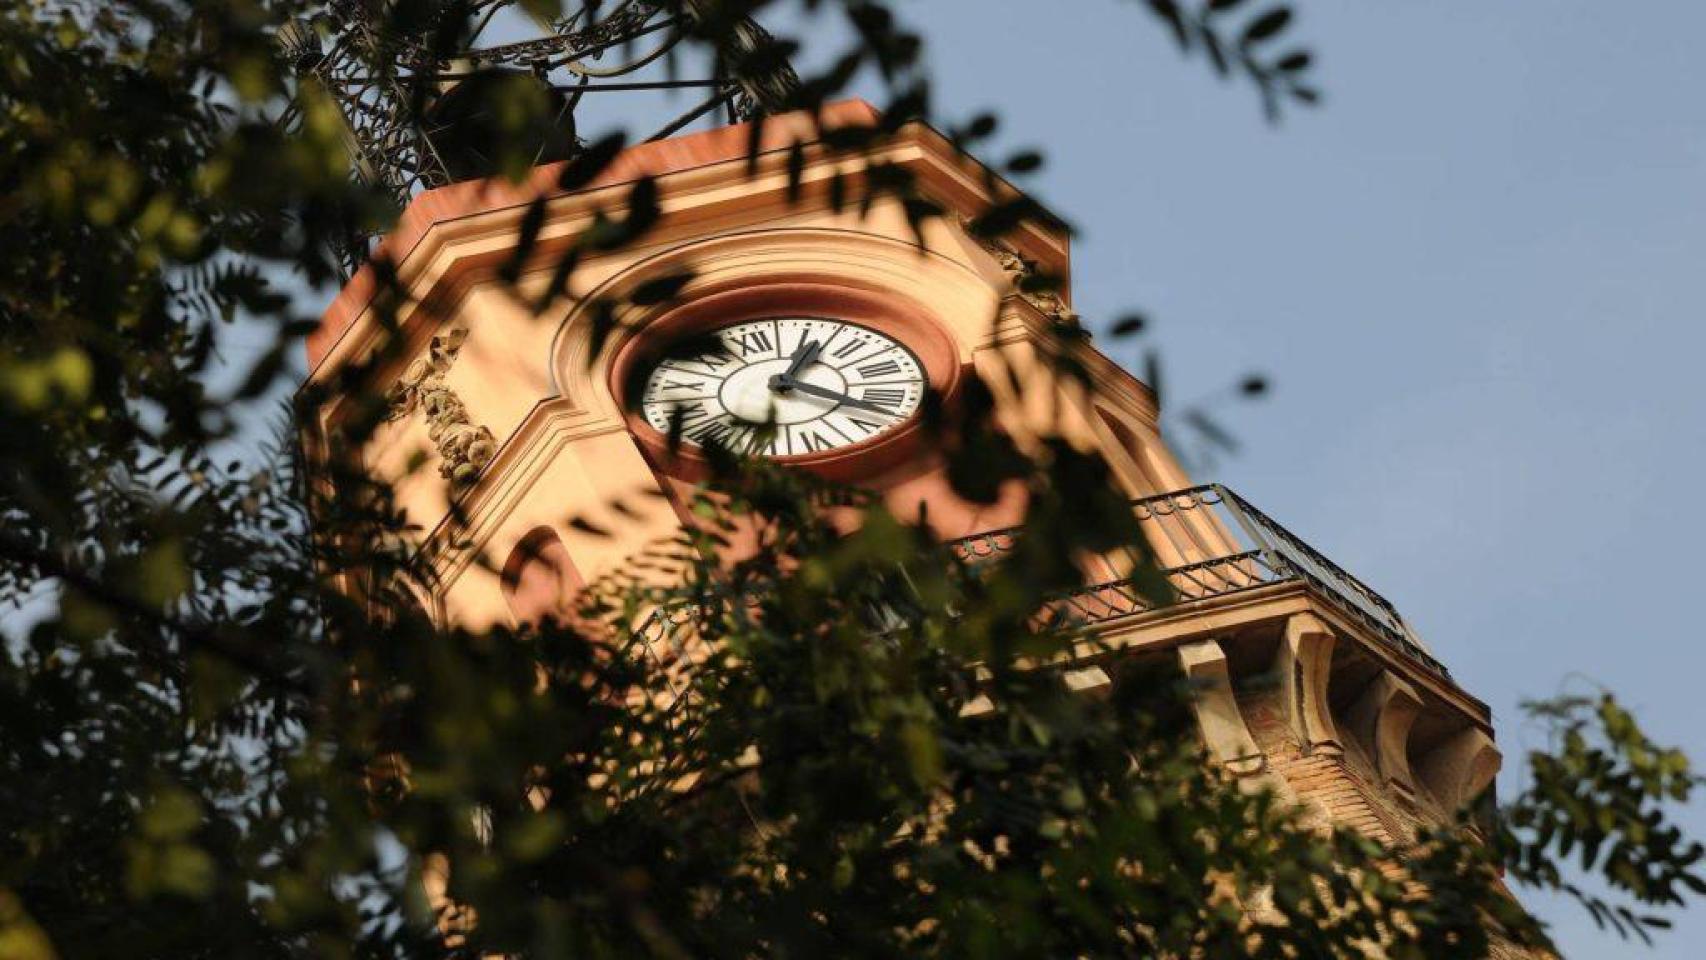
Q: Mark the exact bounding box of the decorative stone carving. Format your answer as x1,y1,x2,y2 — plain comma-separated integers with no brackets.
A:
386,323,498,486
959,217,1080,325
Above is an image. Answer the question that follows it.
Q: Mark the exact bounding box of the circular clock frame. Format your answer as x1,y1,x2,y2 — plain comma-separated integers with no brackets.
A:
610,282,962,481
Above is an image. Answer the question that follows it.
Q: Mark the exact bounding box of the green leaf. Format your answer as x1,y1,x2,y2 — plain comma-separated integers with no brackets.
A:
517,0,564,25
0,891,55,960
897,719,943,787
503,812,566,862
139,788,202,841
154,844,215,899
135,539,191,607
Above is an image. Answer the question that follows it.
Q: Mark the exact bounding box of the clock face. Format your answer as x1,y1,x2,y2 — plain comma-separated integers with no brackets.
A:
639,317,927,457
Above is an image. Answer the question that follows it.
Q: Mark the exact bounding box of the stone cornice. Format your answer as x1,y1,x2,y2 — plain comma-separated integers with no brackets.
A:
991,296,1161,430
304,99,1070,383
1070,579,1494,729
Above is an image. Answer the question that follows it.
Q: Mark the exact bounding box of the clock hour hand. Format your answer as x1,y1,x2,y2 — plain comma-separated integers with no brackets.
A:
778,339,821,383
770,377,900,416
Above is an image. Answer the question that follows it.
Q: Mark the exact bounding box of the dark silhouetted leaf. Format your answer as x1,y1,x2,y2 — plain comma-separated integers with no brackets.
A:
499,197,549,285
568,515,610,538
1146,0,1189,50
828,170,846,213
1240,7,1293,47
1005,150,1043,174
785,140,806,203
1202,28,1230,77
629,270,696,306
1111,313,1148,338
556,131,628,192
583,298,620,369
234,347,286,400
967,197,1042,240
1183,409,1239,453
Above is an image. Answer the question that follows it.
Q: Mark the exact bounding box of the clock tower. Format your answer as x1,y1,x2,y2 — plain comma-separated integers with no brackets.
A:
302,98,1501,872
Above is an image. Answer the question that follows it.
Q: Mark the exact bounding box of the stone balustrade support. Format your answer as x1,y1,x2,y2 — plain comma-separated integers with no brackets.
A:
1177,639,1267,777
1276,611,1343,757
1418,725,1502,813
1348,670,1424,801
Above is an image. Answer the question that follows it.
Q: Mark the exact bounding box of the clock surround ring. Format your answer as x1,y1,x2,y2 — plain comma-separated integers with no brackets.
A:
610,280,963,482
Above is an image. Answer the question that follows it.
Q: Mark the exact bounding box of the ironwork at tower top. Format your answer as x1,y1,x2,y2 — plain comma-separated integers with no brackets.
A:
277,1,799,269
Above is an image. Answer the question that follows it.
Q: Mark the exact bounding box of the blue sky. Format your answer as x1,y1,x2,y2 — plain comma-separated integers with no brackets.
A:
275,2,1705,952
857,1,1704,953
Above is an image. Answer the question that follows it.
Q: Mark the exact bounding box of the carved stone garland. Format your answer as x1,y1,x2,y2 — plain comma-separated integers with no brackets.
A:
959,216,1080,325
385,324,498,486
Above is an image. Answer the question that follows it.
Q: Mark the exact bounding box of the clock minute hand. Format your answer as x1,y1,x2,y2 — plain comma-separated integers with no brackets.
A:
774,377,899,416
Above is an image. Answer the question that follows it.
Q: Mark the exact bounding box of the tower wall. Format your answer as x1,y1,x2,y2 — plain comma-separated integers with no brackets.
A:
302,102,1500,856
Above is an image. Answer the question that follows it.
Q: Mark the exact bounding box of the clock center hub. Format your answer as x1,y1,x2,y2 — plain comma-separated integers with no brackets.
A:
717,357,849,425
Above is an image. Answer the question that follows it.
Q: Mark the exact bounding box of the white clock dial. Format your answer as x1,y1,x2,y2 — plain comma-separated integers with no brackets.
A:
640,317,927,456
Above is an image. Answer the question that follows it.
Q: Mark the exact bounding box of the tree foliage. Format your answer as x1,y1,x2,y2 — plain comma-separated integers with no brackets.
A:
0,1,1701,957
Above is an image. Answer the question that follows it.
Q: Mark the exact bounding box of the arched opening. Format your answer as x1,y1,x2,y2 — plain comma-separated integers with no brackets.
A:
500,526,584,625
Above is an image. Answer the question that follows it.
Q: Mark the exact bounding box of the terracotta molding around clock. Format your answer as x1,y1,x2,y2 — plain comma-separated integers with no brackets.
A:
608,281,965,485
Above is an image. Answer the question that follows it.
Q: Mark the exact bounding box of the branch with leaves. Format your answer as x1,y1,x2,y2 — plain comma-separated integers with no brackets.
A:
1,3,1701,958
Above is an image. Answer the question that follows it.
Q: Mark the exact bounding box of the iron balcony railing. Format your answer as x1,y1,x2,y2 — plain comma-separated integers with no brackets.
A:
947,484,1445,677
632,484,1447,680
